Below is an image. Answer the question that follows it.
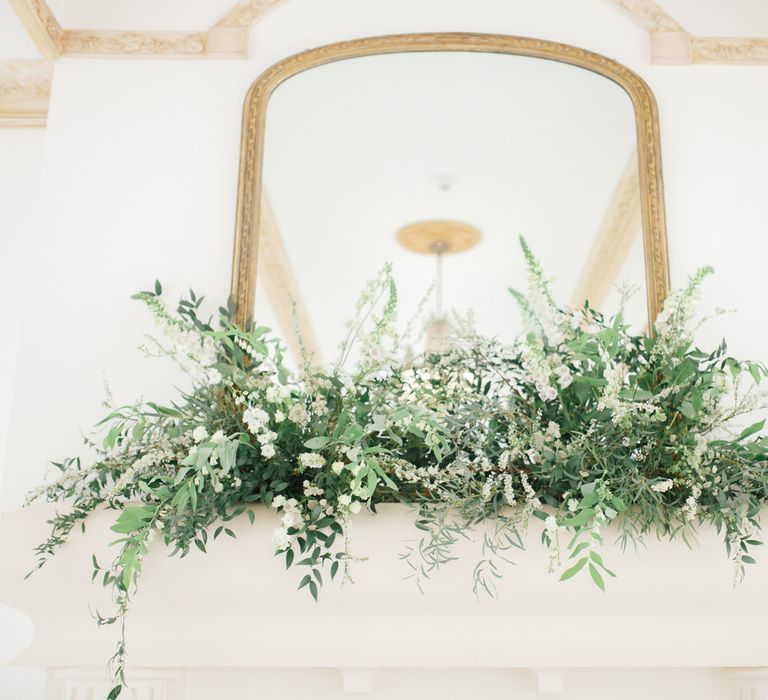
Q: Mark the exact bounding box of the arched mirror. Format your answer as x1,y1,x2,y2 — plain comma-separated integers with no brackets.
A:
231,33,670,366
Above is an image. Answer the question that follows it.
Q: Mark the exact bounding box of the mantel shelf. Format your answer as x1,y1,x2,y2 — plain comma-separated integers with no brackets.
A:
2,504,767,669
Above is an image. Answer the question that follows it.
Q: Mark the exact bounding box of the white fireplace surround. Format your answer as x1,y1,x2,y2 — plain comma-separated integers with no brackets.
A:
2,504,768,698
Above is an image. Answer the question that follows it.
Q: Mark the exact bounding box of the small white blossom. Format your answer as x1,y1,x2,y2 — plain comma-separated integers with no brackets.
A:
261,443,275,459
299,452,325,470
651,479,674,493
272,527,290,551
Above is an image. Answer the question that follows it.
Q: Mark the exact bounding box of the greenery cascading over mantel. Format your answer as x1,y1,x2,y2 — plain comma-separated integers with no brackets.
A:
27,240,768,699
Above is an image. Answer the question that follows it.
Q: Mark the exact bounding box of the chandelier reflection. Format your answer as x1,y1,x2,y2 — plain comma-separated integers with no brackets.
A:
395,219,481,354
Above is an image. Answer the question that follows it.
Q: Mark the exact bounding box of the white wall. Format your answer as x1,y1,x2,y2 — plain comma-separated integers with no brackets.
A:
1,0,767,697
0,129,46,499
0,127,47,700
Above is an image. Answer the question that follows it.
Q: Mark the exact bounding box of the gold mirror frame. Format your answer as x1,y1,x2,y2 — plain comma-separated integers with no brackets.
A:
231,32,670,329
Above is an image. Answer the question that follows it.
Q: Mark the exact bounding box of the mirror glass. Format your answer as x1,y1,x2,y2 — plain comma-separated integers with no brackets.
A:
256,51,644,367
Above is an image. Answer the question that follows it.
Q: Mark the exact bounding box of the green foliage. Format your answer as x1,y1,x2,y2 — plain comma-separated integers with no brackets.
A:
25,246,768,698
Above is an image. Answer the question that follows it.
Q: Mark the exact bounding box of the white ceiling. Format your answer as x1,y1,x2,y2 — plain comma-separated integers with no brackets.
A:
0,2,41,58
45,0,236,31
259,52,643,365
659,0,768,36
1,0,765,37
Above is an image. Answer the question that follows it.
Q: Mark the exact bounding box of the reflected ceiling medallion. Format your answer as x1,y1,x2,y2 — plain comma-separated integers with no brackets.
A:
396,220,481,355
395,219,481,256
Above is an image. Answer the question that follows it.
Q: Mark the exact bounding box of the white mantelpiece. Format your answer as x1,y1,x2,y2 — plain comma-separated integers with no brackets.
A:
1,503,768,699
50,667,182,700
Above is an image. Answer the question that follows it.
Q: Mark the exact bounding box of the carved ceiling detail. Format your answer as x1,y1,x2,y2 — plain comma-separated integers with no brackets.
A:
8,0,63,58
0,61,51,127
60,31,208,57
5,0,768,64
214,0,286,28
605,0,683,33
691,37,768,64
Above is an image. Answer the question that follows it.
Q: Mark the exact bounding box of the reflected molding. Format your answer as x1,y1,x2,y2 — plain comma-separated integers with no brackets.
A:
231,33,671,330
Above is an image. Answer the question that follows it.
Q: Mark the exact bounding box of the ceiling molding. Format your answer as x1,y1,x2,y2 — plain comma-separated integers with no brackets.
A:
690,37,768,65
605,0,683,33
8,0,63,59
570,149,641,311
214,0,286,28
7,0,768,65
60,30,209,58
650,31,691,64
0,61,51,128
258,192,323,367
57,28,248,60
652,34,768,65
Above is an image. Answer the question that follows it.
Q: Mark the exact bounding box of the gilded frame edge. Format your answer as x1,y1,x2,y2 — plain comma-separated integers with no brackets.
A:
230,32,671,330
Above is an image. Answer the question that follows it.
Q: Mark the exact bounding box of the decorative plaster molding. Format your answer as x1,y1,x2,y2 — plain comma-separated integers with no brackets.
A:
691,37,768,64
652,35,768,65
258,193,322,366
8,0,63,59
570,150,641,311
650,31,691,64
8,0,768,66
207,26,249,58
0,61,51,128
215,0,286,28
60,30,209,58
606,0,683,33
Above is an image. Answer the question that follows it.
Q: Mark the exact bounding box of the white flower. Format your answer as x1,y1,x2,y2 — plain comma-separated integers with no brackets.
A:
282,509,303,529
271,495,287,509
192,426,208,443
555,365,572,389
567,498,579,513
303,480,324,497
541,385,558,402
683,495,699,521
651,479,674,493
337,493,352,507
299,452,325,470
272,527,291,551
261,443,275,459
243,406,269,434
288,403,309,427
257,431,277,445
331,461,345,475
349,501,362,514
546,421,561,440
274,410,285,423
544,515,558,534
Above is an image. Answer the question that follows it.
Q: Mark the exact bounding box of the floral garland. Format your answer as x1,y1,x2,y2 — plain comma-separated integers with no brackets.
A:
27,240,768,699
